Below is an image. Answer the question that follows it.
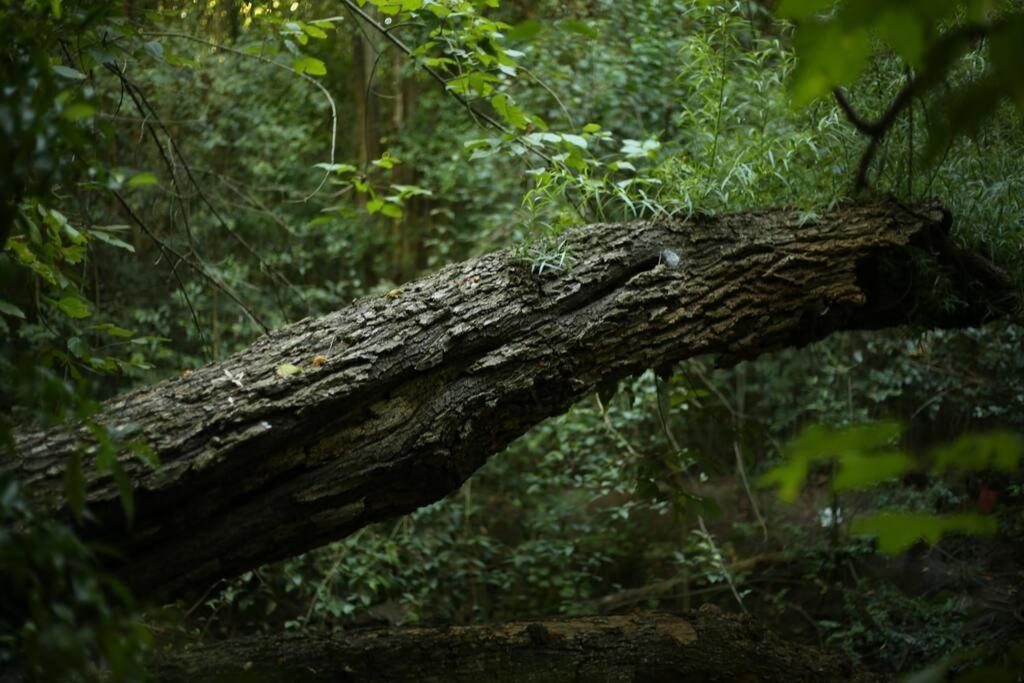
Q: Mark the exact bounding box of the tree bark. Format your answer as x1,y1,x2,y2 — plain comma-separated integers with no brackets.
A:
6,200,1009,600
148,610,877,683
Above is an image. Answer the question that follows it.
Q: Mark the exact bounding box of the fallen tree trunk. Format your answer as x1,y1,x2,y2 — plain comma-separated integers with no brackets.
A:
148,610,876,682
6,200,1009,600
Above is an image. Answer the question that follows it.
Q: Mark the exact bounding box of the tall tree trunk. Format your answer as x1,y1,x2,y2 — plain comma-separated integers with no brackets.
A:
351,17,382,284
391,49,423,283
6,200,1010,601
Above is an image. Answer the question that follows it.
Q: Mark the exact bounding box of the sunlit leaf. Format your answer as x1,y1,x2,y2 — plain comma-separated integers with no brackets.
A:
127,172,158,188
276,363,303,378
292,55,327,76
834,451,914,491
931,431,1024,474
852,512,997,554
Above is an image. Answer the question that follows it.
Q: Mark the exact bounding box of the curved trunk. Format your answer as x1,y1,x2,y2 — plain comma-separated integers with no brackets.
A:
7,200,1008,600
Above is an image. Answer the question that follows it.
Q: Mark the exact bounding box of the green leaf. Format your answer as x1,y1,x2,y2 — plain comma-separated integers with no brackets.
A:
852,512,997,554
94,323,136,338
833,451,914,491
292,55,327,76
67,336,91,359
301,22,328,39
366,198,384,214
380,203,403,219
52,295,92,319
276,363,303,378
875,8,926,67
90,230,136,252
506,19,543,41
315,162,357,174
372,153,399,169
760,421,904,502
127,172,159,188
931,431,1024,474
53,64,86,80
582,123,601,133
63,102,96,121
491,94,529,129
0,299,25,319
789,23,872,106
561,134,589,149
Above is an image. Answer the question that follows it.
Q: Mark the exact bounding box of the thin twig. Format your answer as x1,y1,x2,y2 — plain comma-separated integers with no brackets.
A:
832,22,990,192
143,30,339,203
110,62,308,315
520,64,576,128
168,256,213,361
697,515,750,616
734,442,768,542
112,191,270,332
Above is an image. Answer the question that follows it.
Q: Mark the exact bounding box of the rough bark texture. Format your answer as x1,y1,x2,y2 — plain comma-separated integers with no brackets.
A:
148,609,876,683
6,200,1008,600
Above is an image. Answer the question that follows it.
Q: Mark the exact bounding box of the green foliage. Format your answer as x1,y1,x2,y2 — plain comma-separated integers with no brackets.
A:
780,0,1024,158
850,511,997,554
0,477,151,682
0,0,111,243
3,0,1024,680
761,421,1021,552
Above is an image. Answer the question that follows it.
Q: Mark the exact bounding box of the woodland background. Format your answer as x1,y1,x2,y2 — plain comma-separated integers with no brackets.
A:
2,0,1024,680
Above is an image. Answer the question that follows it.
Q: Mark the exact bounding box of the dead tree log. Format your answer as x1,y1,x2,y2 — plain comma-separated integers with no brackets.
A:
5,200,1009,600
148,610,877,682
